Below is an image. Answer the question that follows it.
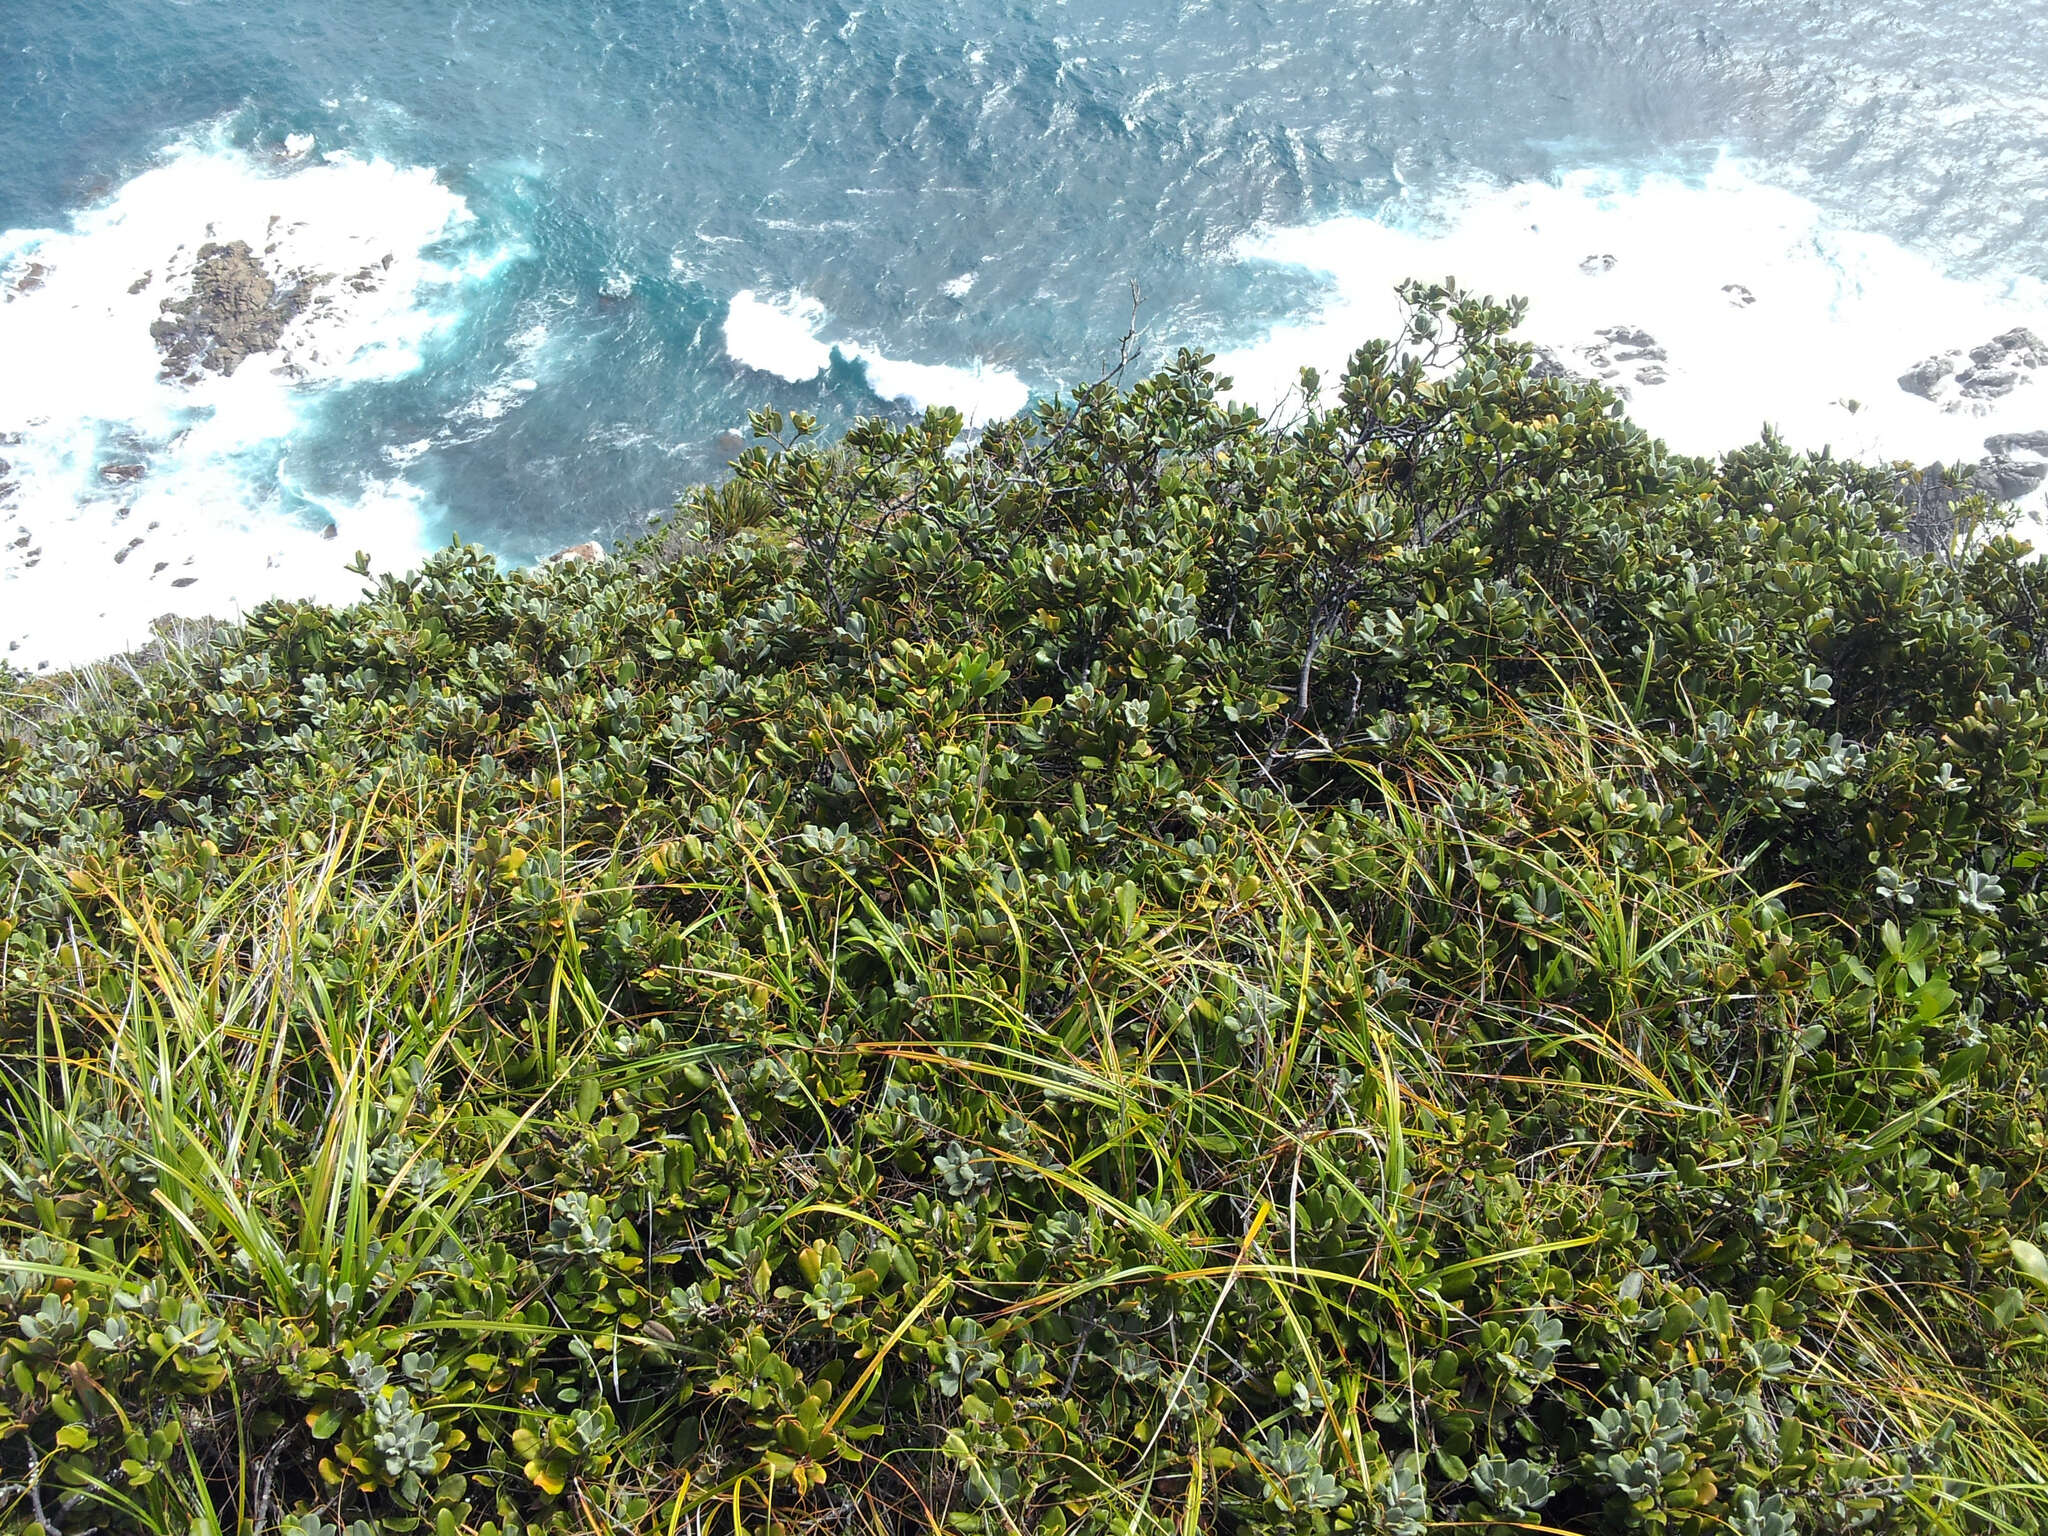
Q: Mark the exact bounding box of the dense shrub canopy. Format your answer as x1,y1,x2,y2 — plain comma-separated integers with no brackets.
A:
4,283,2048,1535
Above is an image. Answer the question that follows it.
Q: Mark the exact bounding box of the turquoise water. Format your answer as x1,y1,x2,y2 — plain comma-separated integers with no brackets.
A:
5,0,2048,665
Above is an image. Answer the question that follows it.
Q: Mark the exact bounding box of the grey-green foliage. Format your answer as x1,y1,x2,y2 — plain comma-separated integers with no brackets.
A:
1469,1452,1554,1515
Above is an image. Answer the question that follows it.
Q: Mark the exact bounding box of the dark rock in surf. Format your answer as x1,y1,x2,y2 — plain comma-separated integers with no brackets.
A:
1970,329,2048,370
1899,330,2048,406
1596,325,1664,360
1973,456,2048,501
1899,356,1954,400
151,240,319,379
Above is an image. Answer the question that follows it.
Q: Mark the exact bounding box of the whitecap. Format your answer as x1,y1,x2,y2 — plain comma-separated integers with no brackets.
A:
721,287,1028,422
841,344,1029,424
455,377,539,422
722,289,834,381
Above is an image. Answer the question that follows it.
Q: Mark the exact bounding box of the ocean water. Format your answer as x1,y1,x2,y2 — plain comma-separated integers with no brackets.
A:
6,0,2048,668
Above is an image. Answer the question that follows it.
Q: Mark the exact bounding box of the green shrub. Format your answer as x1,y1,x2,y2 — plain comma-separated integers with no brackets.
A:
2,280,2047,1534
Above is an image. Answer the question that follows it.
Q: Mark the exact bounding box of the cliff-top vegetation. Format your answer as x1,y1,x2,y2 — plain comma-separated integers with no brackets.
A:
3,285,2048,1535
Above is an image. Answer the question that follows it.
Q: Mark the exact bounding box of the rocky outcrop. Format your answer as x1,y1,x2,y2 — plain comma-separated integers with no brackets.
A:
1986,430,2048,457
1897,357,1954,400
1898,328,2048,407
543,541,606,566
1973,456,2048,502
150,241,316,380
1960,329,2048,399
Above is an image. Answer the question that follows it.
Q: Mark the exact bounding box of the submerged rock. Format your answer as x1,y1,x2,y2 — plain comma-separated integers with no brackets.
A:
150,240,317,379
1596,325,1665,360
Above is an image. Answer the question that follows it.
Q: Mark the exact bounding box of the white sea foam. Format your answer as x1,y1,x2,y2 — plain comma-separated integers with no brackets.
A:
1215,159,2048,534
942,272,977,298
723,289,833,382
454,377,538,422
722,287,1029,423
842,344,1030,423
0,124,497,671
